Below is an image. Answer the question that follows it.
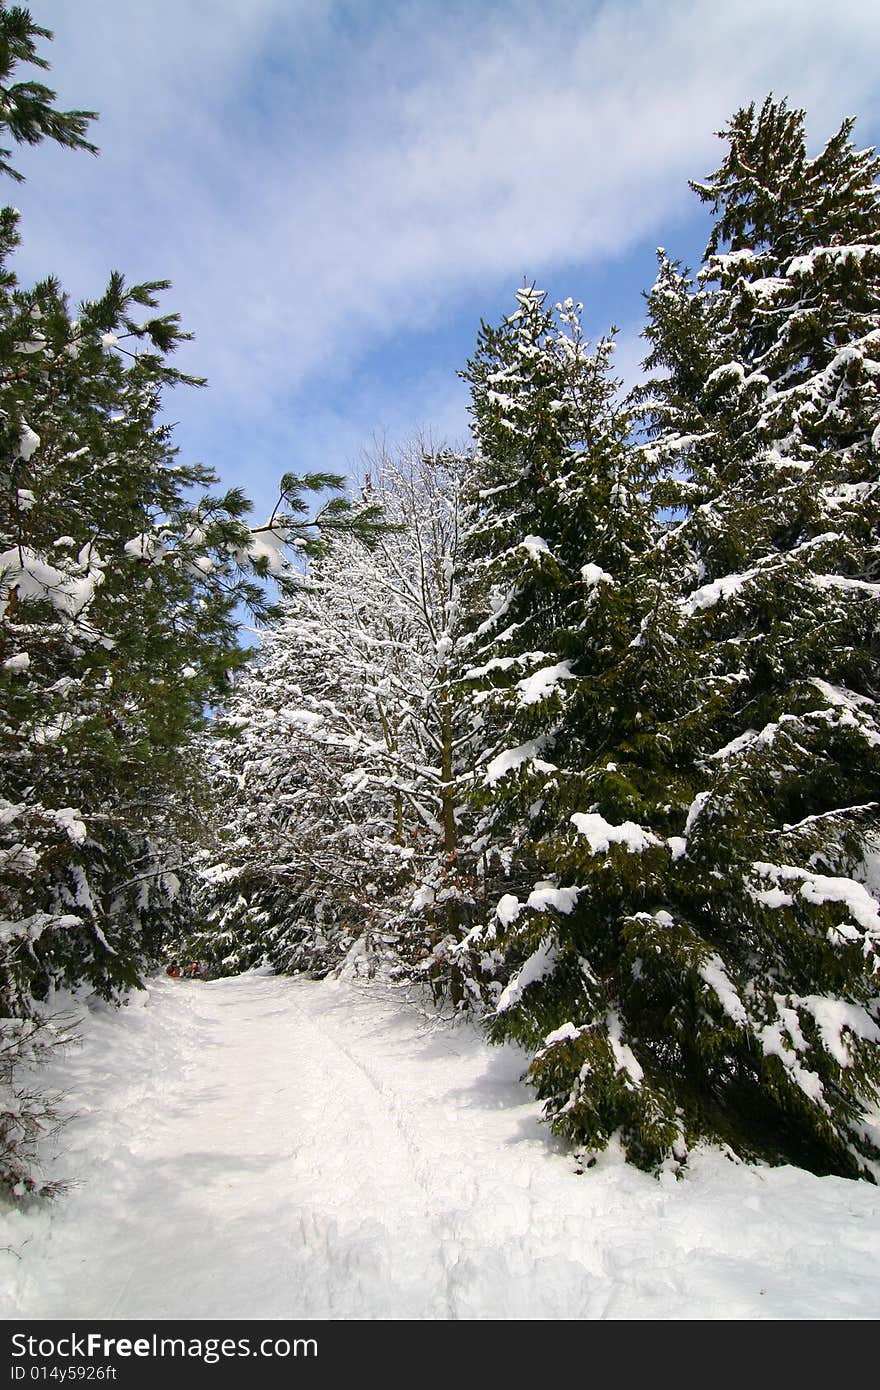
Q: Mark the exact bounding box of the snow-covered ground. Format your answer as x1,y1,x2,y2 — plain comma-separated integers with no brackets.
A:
1,970,879,1320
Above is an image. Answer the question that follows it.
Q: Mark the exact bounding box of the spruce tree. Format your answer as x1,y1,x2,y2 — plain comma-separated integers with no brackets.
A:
458,288,608,902
458,288,696,1166
618,96,880,1178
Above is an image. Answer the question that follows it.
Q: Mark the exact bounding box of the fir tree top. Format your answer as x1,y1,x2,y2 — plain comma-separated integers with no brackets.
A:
693,94,880,262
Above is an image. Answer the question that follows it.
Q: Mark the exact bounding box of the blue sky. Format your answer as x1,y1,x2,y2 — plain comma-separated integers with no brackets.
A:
11,0,880,525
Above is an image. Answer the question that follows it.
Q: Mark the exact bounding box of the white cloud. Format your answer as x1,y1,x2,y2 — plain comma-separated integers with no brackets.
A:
13,0,880,505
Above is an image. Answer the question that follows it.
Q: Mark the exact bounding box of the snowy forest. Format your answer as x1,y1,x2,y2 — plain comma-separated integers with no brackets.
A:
2,0,880,1218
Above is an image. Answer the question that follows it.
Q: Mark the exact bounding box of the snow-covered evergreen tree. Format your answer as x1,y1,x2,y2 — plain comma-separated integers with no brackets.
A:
605,96,880,1177
462,101,880,1180
456,289,663,917
456,288,694,1163
457,289,610,902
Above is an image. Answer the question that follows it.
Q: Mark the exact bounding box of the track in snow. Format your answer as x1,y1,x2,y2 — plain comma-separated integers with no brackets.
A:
2,970,880,1319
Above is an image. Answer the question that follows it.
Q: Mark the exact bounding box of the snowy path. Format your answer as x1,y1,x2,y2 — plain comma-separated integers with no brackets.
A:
2,971,880,1319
